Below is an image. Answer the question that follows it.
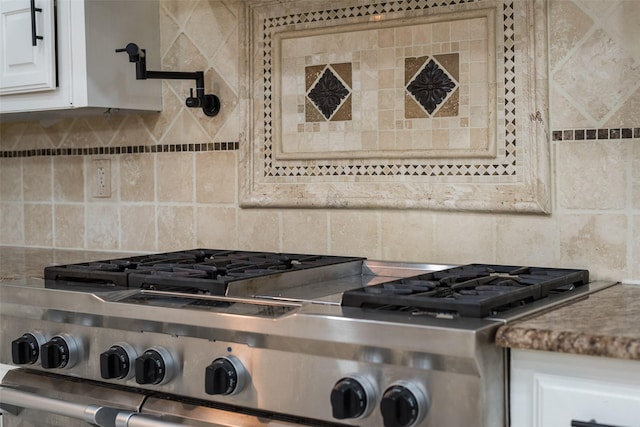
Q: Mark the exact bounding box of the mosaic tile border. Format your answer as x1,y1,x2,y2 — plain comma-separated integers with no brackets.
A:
241,0,551,213
0,142,240,158
260,0,517,178
552,128,640,141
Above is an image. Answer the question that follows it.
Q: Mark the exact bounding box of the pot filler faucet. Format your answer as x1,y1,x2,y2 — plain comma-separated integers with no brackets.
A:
116,42,221,117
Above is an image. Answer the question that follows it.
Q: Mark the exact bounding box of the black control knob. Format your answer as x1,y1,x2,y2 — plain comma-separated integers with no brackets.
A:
330,377,368,419
100,343,136,379
205,356,246,395
380,384,426,427
135,347,174,385
11,332,45,365
41,334,79,369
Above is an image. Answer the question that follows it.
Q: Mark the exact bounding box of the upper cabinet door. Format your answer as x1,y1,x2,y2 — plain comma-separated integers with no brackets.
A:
0,0,56,94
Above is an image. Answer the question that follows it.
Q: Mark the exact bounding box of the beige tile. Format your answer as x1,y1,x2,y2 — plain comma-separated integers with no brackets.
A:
553,29,637,122
23,157,52,201
548,87,591,130
121,205,157,252
186,0,237,62
24,203,53,247
496,215,558,266
196,152,236,204
41,118,74,148
86,204,119,250
64,119,100,148
85,114,126,146
603,2,640,69
281,210,328,254
633,136,640,210
53,157,84,202
605,87,640,129
329,210,380,259
196,206,237,248
121,154,155,202
0,122,27,150
54,204,85,248
559,214,627,281
143,82,184,142
161,0,197,27
16,122,52,149
157,205,195,251
633,216,640,280
433,213,496,264
557,140,626,210
237,209,280,252
380,210,434,262
0,158,22,201
0,203,24,245
157,153,194,203
548,0,593,69
111,115,156,147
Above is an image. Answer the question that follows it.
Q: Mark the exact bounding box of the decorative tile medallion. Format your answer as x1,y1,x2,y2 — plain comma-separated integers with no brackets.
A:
406,56,458,116
240,0,551,213
306,64,352,121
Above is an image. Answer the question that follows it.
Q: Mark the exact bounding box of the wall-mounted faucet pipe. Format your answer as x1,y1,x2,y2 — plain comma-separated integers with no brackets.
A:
116,43,220,117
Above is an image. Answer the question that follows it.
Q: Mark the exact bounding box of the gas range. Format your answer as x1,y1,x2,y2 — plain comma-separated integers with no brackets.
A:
0,249,615,427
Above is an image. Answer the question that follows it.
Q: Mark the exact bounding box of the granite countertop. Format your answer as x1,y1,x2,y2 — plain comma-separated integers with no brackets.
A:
496,284,640,360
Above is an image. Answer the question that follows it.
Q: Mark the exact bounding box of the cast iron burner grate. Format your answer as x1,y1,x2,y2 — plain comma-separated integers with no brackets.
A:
341,264,589,318
44,249,364,295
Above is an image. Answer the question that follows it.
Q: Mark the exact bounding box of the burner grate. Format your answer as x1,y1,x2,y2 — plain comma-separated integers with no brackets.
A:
44,249,364,296
341,264,589,318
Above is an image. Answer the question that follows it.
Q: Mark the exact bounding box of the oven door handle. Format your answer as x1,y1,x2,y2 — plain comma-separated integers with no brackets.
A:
0,385,184,427
0,385,120,426
115,411,190,427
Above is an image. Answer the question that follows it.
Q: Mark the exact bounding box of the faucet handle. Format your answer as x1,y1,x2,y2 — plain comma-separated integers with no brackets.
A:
115,43,143,62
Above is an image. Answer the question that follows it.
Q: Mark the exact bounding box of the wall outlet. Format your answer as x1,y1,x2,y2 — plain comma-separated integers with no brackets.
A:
92,158,111,198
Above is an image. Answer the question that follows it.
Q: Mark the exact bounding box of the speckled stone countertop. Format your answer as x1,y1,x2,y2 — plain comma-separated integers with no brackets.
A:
0,246,136,281
496,284,640,360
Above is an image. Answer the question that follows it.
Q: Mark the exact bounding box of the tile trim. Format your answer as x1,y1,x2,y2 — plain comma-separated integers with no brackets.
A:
552,128,640,142
0,142,240,158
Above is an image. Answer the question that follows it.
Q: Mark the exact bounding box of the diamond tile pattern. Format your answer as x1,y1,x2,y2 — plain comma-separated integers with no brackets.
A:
260,0,517,178
307,67,350,120
407,58,457,115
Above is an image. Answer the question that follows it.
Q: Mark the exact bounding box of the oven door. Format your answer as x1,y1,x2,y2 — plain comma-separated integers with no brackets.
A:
0,369,314,427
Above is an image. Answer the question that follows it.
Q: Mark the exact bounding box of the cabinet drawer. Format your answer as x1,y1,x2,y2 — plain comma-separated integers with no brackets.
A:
510,350,640,427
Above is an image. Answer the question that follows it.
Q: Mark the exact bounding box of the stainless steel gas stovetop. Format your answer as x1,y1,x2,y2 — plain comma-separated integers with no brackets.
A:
0,249,616,427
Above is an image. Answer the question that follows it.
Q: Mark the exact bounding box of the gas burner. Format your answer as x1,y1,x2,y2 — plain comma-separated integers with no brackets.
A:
341,264,590,318
44,249,364,296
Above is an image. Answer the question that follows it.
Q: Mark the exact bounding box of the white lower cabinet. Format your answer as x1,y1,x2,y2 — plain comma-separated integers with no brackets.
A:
510,349,640,427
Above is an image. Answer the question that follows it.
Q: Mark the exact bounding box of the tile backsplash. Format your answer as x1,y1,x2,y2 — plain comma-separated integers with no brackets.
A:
0,0,638,282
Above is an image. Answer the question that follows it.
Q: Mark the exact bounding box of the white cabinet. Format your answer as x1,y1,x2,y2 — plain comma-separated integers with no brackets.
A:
510,349,640,427
0,0,56,94
0,0,161,118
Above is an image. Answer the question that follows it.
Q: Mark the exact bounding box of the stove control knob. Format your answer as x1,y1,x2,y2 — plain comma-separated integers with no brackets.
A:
380,383,428,427
330,376,376,419
135,346,175,385
100,343,137,380
205,356,247,395
41,334,81,369
11,332,46,365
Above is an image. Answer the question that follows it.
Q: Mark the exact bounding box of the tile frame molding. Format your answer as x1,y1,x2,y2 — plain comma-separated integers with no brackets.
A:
239,0,551,213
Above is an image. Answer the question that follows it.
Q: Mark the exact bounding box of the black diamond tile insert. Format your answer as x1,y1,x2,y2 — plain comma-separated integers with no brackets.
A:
622,128,632,138
307,68,349,119
407,59,456,115
575,129,585,140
